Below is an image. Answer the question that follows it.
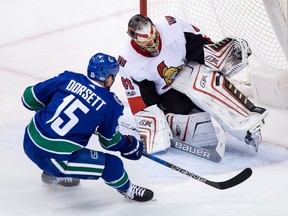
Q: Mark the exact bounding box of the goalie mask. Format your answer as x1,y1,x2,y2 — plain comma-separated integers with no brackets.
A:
127,14,160,56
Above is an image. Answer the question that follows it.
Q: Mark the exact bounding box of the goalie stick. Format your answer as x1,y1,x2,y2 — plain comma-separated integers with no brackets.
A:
142,151,252,190
119,121,225,163
170,138,222,163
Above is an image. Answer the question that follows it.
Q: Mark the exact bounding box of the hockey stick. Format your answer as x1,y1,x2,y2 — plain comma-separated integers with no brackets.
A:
120,121,252,188
142,151,252,190
119,121,140,133
119,121,225,163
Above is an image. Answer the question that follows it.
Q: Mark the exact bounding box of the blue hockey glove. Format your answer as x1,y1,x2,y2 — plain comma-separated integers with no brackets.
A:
120,136,144,160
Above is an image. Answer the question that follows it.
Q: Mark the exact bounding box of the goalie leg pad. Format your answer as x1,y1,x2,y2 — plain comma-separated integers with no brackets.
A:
134,105,172,154
171,62,268,150
166,112,218,148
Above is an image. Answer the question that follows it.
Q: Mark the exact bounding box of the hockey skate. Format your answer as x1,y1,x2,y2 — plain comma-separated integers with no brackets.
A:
41,171,80,187
118,183,154,202
245,130,262,152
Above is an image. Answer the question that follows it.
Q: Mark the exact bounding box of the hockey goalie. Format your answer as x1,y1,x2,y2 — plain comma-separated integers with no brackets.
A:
118,14,268,161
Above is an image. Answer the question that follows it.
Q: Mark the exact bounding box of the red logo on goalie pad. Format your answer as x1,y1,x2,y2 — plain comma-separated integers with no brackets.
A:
205,55,219,65
138,119,152,127
200,75,207,88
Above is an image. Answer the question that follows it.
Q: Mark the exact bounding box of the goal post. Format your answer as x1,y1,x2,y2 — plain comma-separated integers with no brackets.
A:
139,0,288,108
140,0,147,16
263,0,287,60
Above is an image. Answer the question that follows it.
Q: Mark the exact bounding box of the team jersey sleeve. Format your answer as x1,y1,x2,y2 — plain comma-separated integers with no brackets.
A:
176,17,213,64
184,32,213,64
96,93,130,151
21,72,67,111
118,62,147,115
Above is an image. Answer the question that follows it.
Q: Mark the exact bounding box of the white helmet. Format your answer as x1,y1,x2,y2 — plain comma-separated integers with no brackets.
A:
127,14,160,56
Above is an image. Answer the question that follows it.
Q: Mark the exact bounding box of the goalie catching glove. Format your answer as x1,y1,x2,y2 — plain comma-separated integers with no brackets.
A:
204,37,252,77
120,135,144,160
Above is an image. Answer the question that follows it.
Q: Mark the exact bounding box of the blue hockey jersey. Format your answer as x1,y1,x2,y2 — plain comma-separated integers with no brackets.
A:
22,71,127,160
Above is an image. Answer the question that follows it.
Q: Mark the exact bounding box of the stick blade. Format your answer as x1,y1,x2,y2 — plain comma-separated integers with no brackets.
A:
209,168,253,190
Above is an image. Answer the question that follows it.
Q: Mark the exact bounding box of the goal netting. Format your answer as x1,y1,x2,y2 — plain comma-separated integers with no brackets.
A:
140,0,288,93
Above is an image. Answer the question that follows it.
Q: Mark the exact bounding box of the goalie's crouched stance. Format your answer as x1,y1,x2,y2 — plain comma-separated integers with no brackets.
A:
133,38,268,154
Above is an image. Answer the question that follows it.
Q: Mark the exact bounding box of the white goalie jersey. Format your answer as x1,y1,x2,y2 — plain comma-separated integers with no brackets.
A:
118,16,209,115
118,15,267,156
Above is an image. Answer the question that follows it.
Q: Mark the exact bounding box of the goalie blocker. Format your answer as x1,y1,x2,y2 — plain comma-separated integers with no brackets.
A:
204,37,251,78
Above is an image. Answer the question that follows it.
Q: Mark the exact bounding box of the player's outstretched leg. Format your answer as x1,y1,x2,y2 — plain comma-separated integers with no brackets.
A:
118,183,154,202
41,171,80,187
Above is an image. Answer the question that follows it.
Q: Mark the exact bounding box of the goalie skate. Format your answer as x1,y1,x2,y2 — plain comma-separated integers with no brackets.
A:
41,171,80,187
118,183,154,202
245,130,262,152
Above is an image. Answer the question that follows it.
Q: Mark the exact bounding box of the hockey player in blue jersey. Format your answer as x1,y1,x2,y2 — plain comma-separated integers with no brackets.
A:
21,53,154,202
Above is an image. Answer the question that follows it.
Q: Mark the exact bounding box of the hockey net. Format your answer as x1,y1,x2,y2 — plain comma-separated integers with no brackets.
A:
140,0,288,93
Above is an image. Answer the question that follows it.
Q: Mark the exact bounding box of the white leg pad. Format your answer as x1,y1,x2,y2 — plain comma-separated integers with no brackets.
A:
134,105,172,153
166,112,218,147
172,62,268,143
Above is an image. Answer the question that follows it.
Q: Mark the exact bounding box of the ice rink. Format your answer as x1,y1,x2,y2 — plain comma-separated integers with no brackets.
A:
0,1,288,215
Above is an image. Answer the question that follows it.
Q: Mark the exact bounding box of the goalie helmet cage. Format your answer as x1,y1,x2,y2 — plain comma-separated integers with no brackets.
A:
139,0,288,108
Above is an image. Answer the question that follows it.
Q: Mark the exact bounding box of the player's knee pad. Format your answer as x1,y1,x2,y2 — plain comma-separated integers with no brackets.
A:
166,112,218,147
134,105,172,153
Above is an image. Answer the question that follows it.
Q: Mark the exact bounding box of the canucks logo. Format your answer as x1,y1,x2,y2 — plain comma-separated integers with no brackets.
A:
90,150,98,159
113,94,123,106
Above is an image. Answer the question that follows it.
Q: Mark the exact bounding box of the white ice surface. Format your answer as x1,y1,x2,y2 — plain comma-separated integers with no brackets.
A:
0,1,288,216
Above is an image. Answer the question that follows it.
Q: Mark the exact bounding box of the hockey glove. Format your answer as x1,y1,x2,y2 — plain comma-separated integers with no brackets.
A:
120,135,143,160
204,37,251,78
233,38,252,59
